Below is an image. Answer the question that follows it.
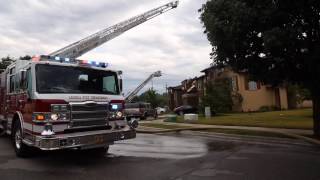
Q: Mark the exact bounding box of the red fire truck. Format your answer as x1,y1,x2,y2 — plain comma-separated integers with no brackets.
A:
0,56,138,157
0,1,178,157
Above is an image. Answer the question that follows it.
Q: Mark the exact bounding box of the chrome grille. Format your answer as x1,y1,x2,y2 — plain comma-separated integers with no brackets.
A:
70,102,109,127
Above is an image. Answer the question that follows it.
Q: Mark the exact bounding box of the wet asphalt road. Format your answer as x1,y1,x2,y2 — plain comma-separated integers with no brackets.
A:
1,133,320,180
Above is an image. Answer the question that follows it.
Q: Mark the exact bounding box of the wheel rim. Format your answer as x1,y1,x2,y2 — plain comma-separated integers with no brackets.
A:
15,129,22,150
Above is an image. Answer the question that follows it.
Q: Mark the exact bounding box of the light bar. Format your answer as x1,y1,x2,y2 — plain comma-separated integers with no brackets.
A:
33,55,109,68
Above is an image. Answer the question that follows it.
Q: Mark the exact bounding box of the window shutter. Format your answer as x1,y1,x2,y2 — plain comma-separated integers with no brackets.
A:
257,81,261,89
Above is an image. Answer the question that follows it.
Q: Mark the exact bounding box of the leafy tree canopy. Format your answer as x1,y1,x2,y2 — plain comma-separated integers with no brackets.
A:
200,0,320,90
200,0,320,135
131,89,168,108
0,56,15,73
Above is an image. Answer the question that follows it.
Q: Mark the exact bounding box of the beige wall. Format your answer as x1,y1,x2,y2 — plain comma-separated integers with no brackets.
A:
298,100,313,108
238,74,276,111
217,69,288,112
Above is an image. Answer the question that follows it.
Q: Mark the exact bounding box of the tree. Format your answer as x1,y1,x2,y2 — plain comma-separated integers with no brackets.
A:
201,78,234,113
0,56,15,73
200,0,320,136
287,84,311,109
19,55,32,60
133,89,168,108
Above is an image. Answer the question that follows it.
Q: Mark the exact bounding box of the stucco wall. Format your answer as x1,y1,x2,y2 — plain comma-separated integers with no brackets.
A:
238,75,276,111
221,69,288,112
298,100,313,108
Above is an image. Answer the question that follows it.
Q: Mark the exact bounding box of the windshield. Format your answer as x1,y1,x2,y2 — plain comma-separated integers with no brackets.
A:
36,64,119,94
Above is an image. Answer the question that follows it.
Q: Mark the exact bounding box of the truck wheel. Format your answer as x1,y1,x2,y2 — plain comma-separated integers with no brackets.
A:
0,127,5,137
82,146,109,157
12,121,32,157
0,121,6,137
141,113,147,120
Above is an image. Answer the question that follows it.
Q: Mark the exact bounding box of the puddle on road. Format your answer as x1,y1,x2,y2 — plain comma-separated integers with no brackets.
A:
109,134,208,159
206,141,237,152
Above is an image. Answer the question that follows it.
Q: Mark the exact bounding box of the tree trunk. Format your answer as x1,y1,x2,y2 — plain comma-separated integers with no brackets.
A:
312,95,320,137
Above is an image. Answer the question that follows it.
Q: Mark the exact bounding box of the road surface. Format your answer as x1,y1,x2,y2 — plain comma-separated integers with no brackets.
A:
0,133,320,180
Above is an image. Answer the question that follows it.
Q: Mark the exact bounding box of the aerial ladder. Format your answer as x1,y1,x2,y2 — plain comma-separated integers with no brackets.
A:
49,1,179,59
125,71,162,102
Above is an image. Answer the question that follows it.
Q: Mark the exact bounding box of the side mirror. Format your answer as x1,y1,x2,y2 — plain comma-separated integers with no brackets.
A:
20,70,27,90
119,79,123,92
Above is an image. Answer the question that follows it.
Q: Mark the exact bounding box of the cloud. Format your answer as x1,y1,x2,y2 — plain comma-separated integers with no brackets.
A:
0,0,211,94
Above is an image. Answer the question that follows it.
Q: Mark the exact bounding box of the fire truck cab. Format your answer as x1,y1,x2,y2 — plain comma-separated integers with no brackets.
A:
0,55,137,157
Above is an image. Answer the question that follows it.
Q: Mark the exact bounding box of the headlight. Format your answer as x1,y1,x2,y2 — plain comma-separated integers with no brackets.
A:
116,111,123,117
60,105,68,111
51,113,59,121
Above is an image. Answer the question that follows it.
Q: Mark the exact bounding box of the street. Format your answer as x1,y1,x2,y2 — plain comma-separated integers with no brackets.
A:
1,133,320,180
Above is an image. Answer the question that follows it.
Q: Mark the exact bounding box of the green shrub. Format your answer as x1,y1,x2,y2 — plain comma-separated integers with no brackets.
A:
259,106,278,112
200,78,234,114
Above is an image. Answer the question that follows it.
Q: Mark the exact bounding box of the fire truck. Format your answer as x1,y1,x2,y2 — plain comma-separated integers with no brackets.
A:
0,1,179,157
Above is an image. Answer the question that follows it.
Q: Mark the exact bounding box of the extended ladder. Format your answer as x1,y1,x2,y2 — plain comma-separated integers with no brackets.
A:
49,1,179,59
125,71,162,102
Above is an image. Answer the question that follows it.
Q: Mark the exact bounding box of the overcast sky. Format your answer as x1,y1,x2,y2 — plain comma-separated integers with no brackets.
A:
0,0,211,94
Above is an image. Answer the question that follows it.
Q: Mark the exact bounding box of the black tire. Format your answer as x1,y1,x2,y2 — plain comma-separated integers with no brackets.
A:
141,112,147,120
12,121,33,158
81,146,109,157
179,111,184,116
0,129,5,137
0,125,5,137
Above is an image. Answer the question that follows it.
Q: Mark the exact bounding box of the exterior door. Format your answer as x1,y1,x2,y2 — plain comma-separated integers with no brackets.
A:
275,88,281,110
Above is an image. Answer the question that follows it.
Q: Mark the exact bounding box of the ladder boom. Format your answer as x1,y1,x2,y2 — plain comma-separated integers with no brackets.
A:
126,71,161,102
49,1,179,58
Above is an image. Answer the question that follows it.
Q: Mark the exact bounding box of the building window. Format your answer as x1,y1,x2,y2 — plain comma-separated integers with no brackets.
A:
231,76,238,91
245,76,261,91
248,81,258,91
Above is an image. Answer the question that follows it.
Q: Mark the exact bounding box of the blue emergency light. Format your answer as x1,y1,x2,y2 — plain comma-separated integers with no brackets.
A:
111,104,119,110
35,55,109,68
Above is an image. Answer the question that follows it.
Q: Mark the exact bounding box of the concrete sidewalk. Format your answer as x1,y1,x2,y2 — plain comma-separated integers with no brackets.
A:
140,119,313,135
137,118,320,147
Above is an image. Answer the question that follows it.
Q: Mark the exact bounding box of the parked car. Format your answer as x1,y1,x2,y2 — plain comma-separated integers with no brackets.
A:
174,105,198,115
156,107,166,115
125,102,157,120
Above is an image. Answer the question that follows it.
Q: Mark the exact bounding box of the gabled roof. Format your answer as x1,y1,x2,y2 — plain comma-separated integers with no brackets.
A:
200,65,217,73
168,85,182,90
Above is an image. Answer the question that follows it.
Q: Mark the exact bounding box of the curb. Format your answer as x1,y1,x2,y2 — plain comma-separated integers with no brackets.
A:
137,127,320,147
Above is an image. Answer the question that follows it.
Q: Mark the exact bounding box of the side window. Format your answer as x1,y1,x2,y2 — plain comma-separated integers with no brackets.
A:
15,72,20,92
9,75,15,93
103,76,117,93
8,67,15,93
26,69,32,97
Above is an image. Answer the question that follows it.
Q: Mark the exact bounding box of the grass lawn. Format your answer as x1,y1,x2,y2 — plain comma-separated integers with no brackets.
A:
176,108,313,130
141,123,293,139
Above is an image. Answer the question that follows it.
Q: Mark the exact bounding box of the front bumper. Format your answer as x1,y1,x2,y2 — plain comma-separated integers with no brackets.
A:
33,127,136,150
